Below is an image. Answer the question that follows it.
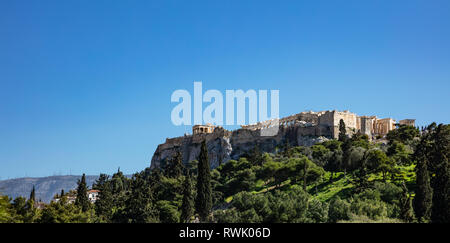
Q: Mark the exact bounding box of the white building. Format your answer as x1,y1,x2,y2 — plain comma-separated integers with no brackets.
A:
87,189,100,203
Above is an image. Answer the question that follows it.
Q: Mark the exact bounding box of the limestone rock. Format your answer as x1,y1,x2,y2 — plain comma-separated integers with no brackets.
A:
150,125,330,170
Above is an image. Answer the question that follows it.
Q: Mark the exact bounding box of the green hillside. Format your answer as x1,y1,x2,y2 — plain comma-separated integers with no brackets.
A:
1,123,448,223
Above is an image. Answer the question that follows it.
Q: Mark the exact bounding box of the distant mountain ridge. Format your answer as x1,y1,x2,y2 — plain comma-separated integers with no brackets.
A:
0,175,100,203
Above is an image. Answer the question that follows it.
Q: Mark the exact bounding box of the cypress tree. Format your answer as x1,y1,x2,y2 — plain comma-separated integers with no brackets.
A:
60,189,65,198
413,152,433,222
430,160,450,223
180,169,194,223
195,140,212,222
26,186,36,216
339,119,352,178
338,119,347,142
430,124,450,223
29,186,36,202
75,173,90,212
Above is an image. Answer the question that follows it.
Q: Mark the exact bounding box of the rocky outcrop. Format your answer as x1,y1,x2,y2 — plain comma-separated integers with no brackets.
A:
150,124,331,170
150,109,414,170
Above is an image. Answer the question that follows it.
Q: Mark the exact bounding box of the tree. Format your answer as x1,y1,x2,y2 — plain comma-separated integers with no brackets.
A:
411,123,450,223
111,168,129,194
0,195,16,223
95,186,113,222
116,172,158,223
303,159,309,191
350,132,370,149
429,124,450,223
387,141,413,166
187,160,199,176
20,186,40,222
39,196,92,223
166,151,184,178
12,197,28,217
283,139,292,158
92,173,109,190
261,161,283,186
311,144,331,167
328,197,350,223
75,173,90,212
180,170,194,223
386,124,419,146
413,146,433,223
339,120,352,179
27,186,37,219
399,182,415,223
10,195,40,223
366,149,394,181
248,144,263,166
338,119,347,142
341,146,364,179
215,187,316,223
29,186,36,203
324,147,343,182
195,140,212,222
156,200,180,223
353,152,370,192
215,191,271,223
93,174,114,221
226,167,257,195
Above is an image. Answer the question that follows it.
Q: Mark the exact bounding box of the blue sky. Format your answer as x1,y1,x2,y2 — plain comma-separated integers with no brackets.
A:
1,0,449,179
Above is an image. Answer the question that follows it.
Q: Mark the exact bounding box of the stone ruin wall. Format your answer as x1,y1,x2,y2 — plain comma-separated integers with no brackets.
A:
239,110,389,139
333,111,357,128
399,119,415,126
165,110,414,145
297,111,321,124
359,116,374,138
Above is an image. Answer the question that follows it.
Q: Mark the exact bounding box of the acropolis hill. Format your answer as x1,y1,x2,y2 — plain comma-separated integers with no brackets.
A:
150,110,415,169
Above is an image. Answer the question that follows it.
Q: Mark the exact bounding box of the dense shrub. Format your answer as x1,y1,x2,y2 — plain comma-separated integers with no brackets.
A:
305,198,329,223
328,197,350,222
156,200,180,223
215,187,329,223
372,181,402,204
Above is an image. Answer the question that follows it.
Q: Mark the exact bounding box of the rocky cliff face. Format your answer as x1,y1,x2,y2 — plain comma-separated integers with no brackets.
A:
150,125,330,170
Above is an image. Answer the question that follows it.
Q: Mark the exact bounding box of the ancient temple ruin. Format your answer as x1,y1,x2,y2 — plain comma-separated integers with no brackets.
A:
241,110,414,139
196,110,415,140
192,123,216,135
151,110,415,170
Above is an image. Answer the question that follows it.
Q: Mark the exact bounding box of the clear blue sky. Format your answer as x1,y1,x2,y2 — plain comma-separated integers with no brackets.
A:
1,0,449,179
